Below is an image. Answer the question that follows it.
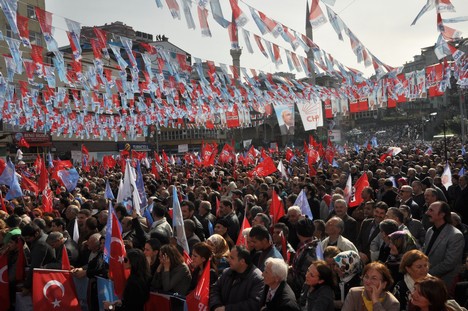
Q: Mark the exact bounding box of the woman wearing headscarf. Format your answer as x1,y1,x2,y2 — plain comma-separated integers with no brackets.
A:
385,231,418,285
332,250,363,309
206,234,230,274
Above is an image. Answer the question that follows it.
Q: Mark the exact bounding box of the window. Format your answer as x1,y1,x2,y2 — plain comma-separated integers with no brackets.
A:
29,31,42,46
27,5,36,19
5,25,13,38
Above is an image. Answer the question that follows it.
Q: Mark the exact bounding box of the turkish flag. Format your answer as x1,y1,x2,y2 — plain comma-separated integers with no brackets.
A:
186,260,211,311
18,137,30,148
32,269,81,311
270,190,285,225
236,216,251,246
348,173,370,208
0,255,10,311
108,211,129,298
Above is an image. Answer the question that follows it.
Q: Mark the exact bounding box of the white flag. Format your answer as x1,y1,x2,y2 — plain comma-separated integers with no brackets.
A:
277,160,288,180
294,189,313,219
116,160,141,216
172,187,190,254
442,163,452,189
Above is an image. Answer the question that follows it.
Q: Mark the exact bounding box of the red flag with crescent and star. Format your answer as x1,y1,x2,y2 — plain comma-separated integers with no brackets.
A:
0,255,10,311
32,269,80,311
108,211,129,298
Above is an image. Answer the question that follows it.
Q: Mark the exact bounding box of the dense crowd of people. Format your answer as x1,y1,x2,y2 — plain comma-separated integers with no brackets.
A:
1,136,468,311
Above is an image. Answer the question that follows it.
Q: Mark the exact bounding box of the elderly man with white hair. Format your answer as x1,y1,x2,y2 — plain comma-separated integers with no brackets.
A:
280,205,303,250
261,258,300,311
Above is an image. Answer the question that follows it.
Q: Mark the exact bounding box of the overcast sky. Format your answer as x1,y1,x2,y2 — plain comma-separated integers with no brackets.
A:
45,0,468,78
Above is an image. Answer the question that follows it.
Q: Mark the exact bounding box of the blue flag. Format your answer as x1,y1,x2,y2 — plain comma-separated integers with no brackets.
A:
97,276,119,310
105,179,115,200
103,202,121,263
0,159,15,185
208,220,214,236
135,161,147,208
5,163,22,200
142,206,154,226
47,152,54,168
57,167,80,192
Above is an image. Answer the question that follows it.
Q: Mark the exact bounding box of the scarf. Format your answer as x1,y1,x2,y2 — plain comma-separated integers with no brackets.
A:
362,291,385,311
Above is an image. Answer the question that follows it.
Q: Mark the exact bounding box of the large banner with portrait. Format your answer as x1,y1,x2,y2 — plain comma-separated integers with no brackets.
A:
273,103,295,136
296,97,323,131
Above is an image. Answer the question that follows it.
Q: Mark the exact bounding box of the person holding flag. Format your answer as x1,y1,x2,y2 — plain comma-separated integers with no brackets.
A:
188,242,218,291
103,248,151,311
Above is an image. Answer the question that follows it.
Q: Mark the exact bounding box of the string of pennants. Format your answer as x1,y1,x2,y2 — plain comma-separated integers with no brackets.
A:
154,0,467,80
0,1,467,140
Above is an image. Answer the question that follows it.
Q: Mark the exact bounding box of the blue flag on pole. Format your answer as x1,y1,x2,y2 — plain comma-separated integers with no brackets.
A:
97,276,119,310
6,164,23,200
57,167,80,192
105,179,115,200
0,159,15,185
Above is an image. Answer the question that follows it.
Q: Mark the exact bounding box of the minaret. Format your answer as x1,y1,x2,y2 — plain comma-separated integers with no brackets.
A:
306,1,316,85
230,13,242,84
230,48,242,83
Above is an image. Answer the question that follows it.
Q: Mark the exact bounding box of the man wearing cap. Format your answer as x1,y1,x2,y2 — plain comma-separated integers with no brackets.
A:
214,218,235,248
287,218,319,298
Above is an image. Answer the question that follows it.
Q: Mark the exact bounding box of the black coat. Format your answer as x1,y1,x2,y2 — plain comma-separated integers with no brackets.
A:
210,265,264,311
116,274,150,311
261,281,299,311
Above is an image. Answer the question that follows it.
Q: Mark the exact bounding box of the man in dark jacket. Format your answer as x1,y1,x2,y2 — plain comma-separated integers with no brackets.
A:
210,245,264,311
21,222,55,294
261,257,299,311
